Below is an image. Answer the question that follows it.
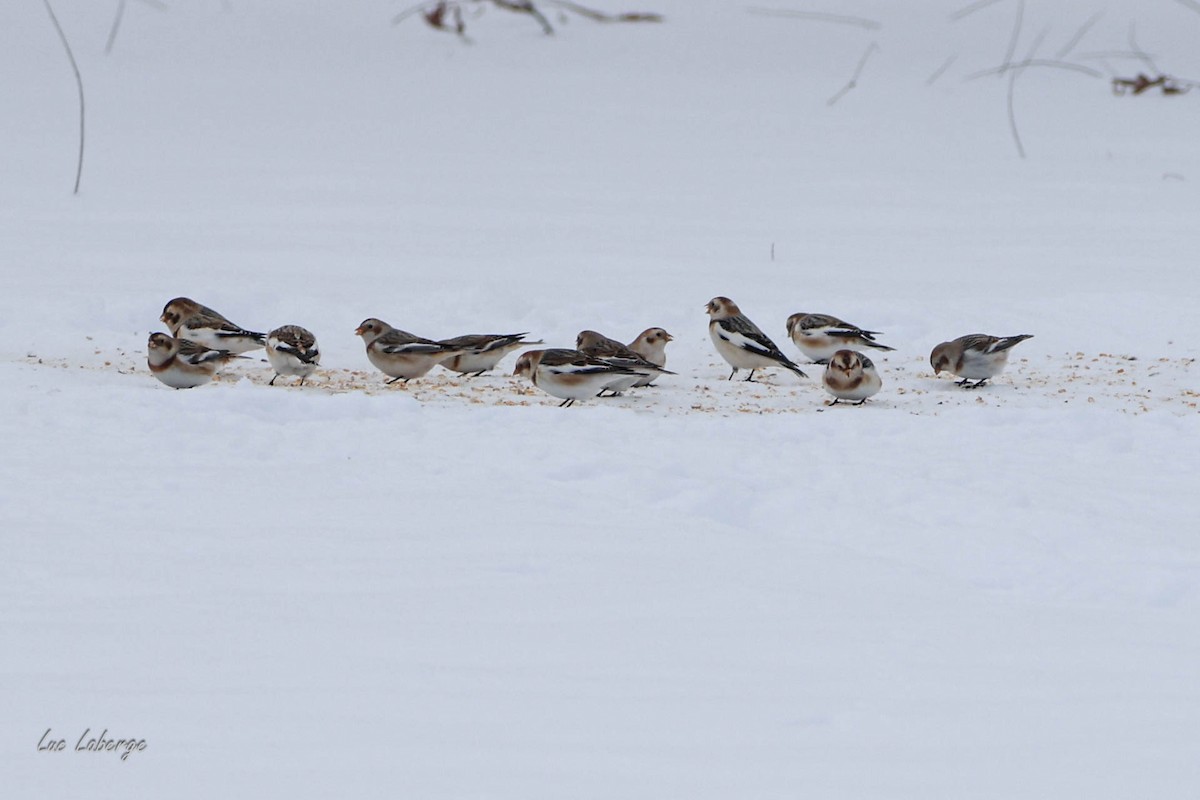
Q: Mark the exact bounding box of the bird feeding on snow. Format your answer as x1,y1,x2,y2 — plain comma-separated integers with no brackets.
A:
355,318,468,384
785,312,895,364
513,348,642,407
930,333,1034,389
266,325,320,386
821,349,882,405
159,297,267,354
705,296,808,382
146,333,243,389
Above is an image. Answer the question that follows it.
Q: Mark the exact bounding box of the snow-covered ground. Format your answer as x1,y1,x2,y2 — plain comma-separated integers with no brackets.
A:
2,1,1199,796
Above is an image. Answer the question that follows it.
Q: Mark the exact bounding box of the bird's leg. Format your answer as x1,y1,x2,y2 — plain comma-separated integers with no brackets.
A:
472,370,487,378
854,398,867,406
728,368,738,381
829,398,840,406
744,370,757,382
559,398,574,408
387,376,405,385
269,374,278,386
956,378,971,387
299,376,306,387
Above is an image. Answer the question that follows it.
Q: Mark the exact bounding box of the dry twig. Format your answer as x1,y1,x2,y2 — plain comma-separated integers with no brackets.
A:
1173,0,1200,17
41,0,84,194
966,60,1102,80
827,42,879,106
1112,73,1194,96
106,0,169,56
1000,0,1024,79
746,8,881,30
393,0,659,36
1055,10,1102,59
926,54,958,86
948,0,1007,23
1127,22,1158,74
543,0,660,23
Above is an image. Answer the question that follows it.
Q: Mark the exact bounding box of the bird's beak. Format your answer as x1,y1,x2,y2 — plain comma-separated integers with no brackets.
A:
354,325,365,336
664,333,675,342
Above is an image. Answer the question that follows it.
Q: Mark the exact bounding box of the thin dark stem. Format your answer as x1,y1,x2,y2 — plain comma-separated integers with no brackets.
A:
1076,50,1158,62
827,42,879,106
1128,22,1158,74
493,0,553,34
542,0,661,23
1004,7,1049,160
948,0,1006,23
392,0,439,26
105,0,126,55
107,0,167,55
966,59,1102,80
746,8,881,30
1056,11,1103,58
926,53,958,86
41,0,84,194
1000,0,1024,79
1174,0,1200,16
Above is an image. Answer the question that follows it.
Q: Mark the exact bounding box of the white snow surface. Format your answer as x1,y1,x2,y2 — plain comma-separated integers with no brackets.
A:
2,0,1199,796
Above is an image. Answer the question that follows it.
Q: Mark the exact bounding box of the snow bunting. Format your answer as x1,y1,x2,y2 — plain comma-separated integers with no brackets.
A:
146,332,243,389
930,333,1034,388
627,327,674,386
785,312,895,364
576,329,675,392
159,297,266,354
355,318,467,384
705,297,808,381
266,325,320,386
438,333,544,377
513,348,642,407
822,349,882,405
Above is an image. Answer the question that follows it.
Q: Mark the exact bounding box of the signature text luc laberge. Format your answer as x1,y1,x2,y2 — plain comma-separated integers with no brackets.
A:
38,729,147,762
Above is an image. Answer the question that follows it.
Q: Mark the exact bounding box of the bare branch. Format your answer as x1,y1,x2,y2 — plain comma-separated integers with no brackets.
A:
106,0,126,54
1076,50,1160,62
1000,0,1024,78
1056,10,1103,58
1006,69,1024,159
965,59,1103,80
543,0,661,23
1003,3,1038,160
1113,73,1198,95
827,42,879,106
1127,22,1158,74
106,0,167,55
926,53,958,86
747,8,881,30
948,0,1006,23
393,0,442,26
493,0,554,34
41,0,85,194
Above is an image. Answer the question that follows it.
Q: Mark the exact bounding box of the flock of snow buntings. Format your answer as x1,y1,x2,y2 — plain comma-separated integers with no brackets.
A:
148,296,1034,407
